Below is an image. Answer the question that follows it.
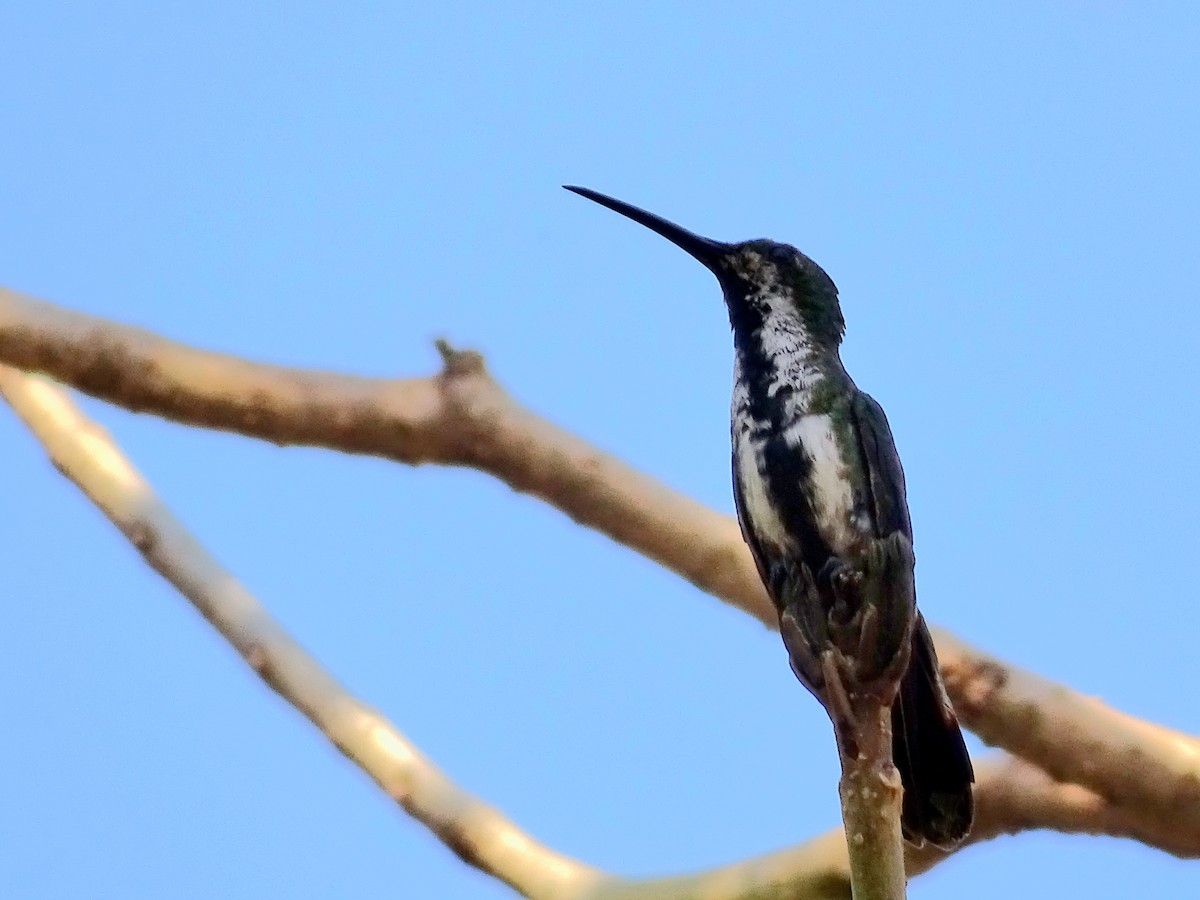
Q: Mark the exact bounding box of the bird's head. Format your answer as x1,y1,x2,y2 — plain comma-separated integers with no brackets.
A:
565,186,845,348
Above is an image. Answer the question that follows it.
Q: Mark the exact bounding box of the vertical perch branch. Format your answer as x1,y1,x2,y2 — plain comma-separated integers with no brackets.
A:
837,704,907,900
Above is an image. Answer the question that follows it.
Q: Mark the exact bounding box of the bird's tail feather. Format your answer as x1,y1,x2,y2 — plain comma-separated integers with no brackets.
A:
892,617,974,848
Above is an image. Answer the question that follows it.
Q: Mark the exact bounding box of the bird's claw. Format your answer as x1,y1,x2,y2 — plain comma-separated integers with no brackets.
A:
821,533,918,699
779,533,917,717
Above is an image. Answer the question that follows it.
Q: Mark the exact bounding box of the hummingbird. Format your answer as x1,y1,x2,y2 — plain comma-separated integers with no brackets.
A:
565,185,974,848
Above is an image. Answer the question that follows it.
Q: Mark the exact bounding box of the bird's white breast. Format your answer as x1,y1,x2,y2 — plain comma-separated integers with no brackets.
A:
784,414,859,549
730,300,863,556
732,396,862,556
733,433,791,551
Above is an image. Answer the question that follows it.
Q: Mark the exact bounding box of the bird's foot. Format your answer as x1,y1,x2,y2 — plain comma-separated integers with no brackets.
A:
825,532,917,700
779,534,917,723
817,557,862,627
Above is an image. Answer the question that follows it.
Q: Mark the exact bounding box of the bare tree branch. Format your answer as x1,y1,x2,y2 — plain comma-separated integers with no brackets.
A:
937,631,1200,848
0,286,763,624
5,369,1192,900
4,289,1200,880
0,366,610,900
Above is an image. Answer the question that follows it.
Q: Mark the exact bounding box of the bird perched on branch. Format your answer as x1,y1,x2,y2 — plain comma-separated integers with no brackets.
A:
566,185,974,848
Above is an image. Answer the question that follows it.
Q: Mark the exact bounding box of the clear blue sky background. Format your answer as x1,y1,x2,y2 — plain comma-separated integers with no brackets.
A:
2,4,1197,898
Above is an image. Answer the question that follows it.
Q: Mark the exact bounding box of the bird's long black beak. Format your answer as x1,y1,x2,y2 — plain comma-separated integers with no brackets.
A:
563,185,731,275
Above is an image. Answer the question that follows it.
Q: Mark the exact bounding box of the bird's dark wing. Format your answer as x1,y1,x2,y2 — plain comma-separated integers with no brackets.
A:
852,394,973,844
850,391,913,540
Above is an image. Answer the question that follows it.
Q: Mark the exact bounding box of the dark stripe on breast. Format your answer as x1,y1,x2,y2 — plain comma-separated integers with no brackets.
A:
759,434,836,577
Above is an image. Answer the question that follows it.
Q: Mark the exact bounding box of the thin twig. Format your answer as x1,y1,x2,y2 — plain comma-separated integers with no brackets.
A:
838,703,907,900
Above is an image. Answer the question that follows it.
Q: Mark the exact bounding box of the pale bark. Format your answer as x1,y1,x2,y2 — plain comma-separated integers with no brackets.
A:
4,287,1200,896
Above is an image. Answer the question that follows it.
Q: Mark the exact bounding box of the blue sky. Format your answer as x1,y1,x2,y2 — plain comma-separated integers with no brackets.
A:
2,4,1197,898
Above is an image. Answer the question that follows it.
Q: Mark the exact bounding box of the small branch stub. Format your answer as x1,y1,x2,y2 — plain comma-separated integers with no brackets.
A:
435,338,486,379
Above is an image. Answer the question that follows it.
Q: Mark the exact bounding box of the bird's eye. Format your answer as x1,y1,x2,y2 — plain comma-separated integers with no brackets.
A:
768,245,793,265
